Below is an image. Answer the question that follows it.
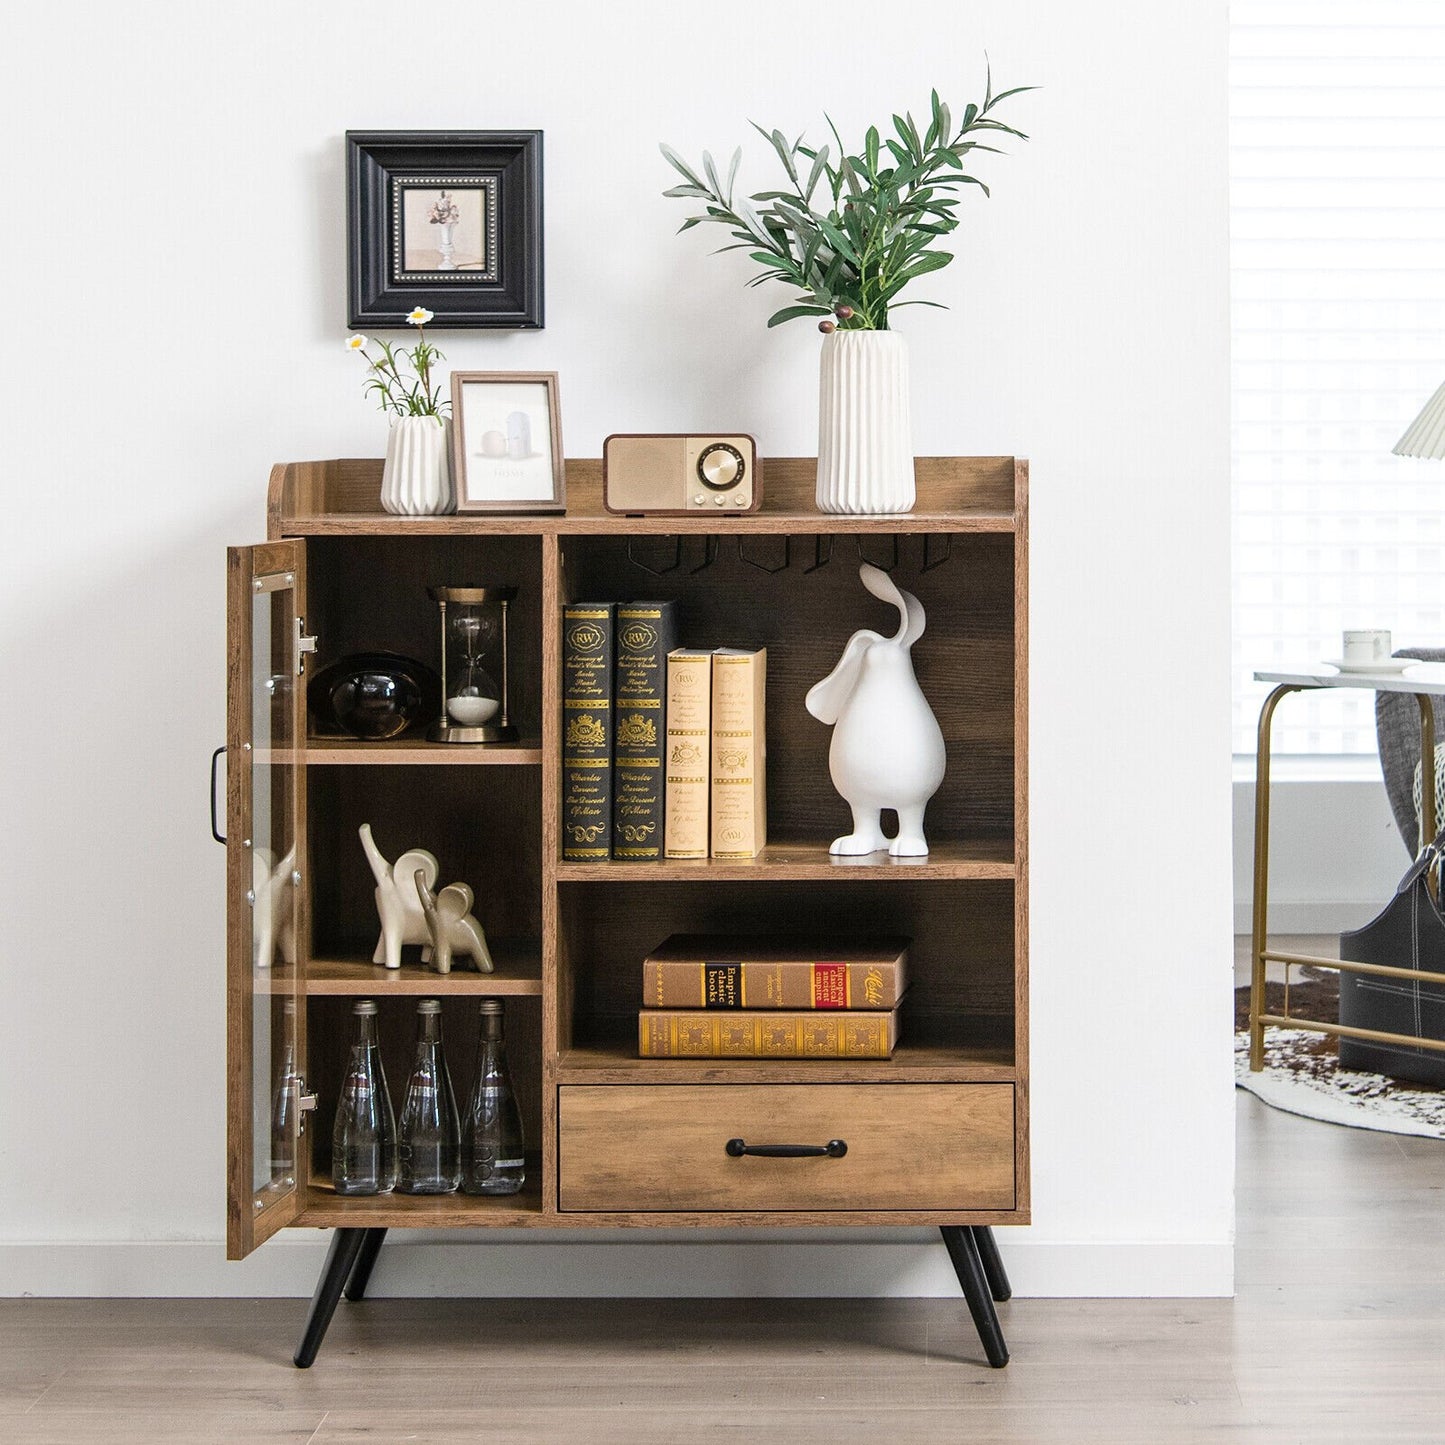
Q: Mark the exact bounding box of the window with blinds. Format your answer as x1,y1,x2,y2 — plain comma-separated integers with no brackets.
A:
1232,0,1445,756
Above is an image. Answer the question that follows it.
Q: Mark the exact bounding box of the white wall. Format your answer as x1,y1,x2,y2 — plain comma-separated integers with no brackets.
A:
1233,779,1406,934
0,0,1234,1297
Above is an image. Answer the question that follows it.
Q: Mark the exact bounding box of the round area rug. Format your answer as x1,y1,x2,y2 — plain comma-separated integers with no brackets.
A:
1234,975,1445,1139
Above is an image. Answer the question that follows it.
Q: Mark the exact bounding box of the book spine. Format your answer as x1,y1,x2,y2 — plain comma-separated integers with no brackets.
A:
710,650,767,858
638,1008,898,1058
561,604,615,861
612,602,679,860
643,958,906,1010
664,650,712,859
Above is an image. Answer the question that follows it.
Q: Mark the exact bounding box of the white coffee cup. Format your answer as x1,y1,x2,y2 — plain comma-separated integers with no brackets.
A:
1342,629,1392,664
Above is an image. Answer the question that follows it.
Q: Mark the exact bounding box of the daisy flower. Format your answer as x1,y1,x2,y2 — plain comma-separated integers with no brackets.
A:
407,308,434,326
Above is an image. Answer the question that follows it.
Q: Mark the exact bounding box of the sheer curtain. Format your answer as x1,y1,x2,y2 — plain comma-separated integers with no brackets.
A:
1232,0,1445,757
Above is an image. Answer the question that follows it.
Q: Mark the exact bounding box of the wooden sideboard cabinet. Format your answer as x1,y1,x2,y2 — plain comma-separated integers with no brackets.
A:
225,456,1028,1367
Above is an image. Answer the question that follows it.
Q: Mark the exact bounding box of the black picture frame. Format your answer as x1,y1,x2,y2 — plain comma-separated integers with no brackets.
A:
347,131,544,330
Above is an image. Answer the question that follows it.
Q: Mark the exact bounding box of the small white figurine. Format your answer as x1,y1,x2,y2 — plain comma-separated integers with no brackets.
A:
415,871,495,975
358,823,493,972
252,844,297,968
805,563,946,857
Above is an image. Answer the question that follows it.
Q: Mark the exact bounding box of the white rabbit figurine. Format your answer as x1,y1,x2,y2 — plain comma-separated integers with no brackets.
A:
805,563,946,857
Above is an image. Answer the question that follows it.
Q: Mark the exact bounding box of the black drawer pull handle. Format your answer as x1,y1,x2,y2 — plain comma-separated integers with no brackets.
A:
725,1138,847,1159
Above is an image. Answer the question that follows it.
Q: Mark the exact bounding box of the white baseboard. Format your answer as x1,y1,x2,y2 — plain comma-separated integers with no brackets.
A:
1232,899,1383,935
0,1237,1234,1300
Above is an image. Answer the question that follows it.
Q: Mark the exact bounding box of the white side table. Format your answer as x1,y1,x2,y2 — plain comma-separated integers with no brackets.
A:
1249,664,1445,1070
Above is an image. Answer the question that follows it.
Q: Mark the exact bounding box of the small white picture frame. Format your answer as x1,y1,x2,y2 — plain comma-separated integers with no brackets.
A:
450,371,565,513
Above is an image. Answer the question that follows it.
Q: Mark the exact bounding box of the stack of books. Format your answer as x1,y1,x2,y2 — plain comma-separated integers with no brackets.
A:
561,601,766,862
637,934,909,1059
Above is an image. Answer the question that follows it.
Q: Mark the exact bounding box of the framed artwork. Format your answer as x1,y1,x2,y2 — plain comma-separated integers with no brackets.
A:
450,372,565,513
347,131,544,329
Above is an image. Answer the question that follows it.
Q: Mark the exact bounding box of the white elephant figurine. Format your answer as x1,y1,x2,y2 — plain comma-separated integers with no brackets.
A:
359,824,437,968
252,844,297,969
415,871,495,975
804,563,946,857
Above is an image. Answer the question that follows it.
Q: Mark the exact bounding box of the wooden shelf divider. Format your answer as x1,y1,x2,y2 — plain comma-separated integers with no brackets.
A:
556,837,1014,883
304,737,543,766
305,940,543,996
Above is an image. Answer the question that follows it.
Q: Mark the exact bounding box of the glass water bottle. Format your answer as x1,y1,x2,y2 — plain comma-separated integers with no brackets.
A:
332,999,397,1195
397,999,461,1194
269,997,296,1184
461,999,526,1195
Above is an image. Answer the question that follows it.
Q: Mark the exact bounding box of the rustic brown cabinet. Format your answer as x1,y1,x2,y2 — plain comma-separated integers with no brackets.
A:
225,456,1028,1366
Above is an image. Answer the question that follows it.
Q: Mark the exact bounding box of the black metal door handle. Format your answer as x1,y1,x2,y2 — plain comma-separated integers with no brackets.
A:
725,1138,847,1158
210,746,227,844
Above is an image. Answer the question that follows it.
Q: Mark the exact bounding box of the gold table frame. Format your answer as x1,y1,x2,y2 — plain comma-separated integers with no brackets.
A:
1249,666,1445,1071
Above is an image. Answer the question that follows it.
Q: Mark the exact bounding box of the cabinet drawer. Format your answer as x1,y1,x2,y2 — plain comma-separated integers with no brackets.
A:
558,1083,1014,1213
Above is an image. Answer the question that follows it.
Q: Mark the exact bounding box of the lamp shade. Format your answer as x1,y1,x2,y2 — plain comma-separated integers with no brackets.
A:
1394,379,1445,458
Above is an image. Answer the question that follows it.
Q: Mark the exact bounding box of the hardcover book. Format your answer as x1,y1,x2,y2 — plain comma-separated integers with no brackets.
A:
613,601,679,860
643,934,910,1010
638,1006,901,1059
710,648,767,858
664,649,714,859
562,603,615,860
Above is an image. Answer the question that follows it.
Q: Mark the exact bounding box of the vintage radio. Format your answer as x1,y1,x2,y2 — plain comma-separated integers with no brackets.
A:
603,434,760,516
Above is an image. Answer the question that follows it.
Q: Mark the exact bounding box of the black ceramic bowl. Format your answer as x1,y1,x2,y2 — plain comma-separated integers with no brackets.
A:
307,652,442,741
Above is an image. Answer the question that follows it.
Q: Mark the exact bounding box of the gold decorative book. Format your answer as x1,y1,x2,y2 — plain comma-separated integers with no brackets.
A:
613,602,679,860
638,1006,901,1059
710,648,766,858
562,603,615,860
664,649,713,859
643,934,910,1010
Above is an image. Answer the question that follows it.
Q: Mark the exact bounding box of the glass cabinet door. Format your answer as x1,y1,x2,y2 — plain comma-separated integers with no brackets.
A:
226,541,309,1258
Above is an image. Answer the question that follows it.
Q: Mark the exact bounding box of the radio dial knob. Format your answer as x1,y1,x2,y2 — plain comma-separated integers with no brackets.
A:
698,444,744,490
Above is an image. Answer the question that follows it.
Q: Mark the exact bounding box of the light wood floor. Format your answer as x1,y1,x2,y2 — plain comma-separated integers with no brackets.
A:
4,981,1443,1441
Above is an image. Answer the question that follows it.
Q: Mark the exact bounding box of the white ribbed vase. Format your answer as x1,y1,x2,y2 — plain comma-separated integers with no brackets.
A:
816,330,915,515
380,416,455,516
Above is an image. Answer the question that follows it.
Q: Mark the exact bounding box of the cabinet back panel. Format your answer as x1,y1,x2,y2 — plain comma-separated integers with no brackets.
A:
308,536,543,740
309,766,542,957
558,879,1014,1042
559,533,1014,842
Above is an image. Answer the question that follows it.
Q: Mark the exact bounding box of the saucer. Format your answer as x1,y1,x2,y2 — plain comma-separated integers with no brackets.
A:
1324,657,1416,675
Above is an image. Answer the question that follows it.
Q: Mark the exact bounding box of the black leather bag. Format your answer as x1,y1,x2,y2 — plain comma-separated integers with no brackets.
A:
1338,836,1445,1087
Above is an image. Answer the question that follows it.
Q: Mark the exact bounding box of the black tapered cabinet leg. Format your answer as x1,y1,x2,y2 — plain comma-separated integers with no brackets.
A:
294,1229,367,1368
940,1226,1010,1368
970,1225,1012,1303
344,1228,387,1302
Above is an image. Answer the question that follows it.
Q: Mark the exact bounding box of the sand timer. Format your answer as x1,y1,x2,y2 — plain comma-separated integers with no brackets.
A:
426,586,518,743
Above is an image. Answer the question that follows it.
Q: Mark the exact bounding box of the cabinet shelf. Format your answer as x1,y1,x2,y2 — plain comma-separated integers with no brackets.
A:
304,737,542,766
304,940,542,995
555,837,1015,883
297,1158,545,1227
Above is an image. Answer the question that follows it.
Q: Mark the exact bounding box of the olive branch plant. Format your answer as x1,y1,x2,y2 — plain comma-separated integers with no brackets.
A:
660,74,1032,332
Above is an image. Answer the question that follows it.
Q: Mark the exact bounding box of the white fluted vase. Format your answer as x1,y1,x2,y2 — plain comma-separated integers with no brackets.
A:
816,329,915,515
381,415,455,516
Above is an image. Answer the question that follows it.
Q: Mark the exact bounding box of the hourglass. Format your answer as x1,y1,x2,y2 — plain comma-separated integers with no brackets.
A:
426,586,518,743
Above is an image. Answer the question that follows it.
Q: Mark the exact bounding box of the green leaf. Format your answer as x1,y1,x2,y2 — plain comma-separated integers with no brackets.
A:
659,142,705,187
703,150,724,198
767,303,833,327
726,146,741,203
805,145,829,202
662,184,710,199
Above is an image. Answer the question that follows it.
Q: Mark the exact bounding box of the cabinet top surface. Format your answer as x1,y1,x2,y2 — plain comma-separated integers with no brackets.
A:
268,456,1027,538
